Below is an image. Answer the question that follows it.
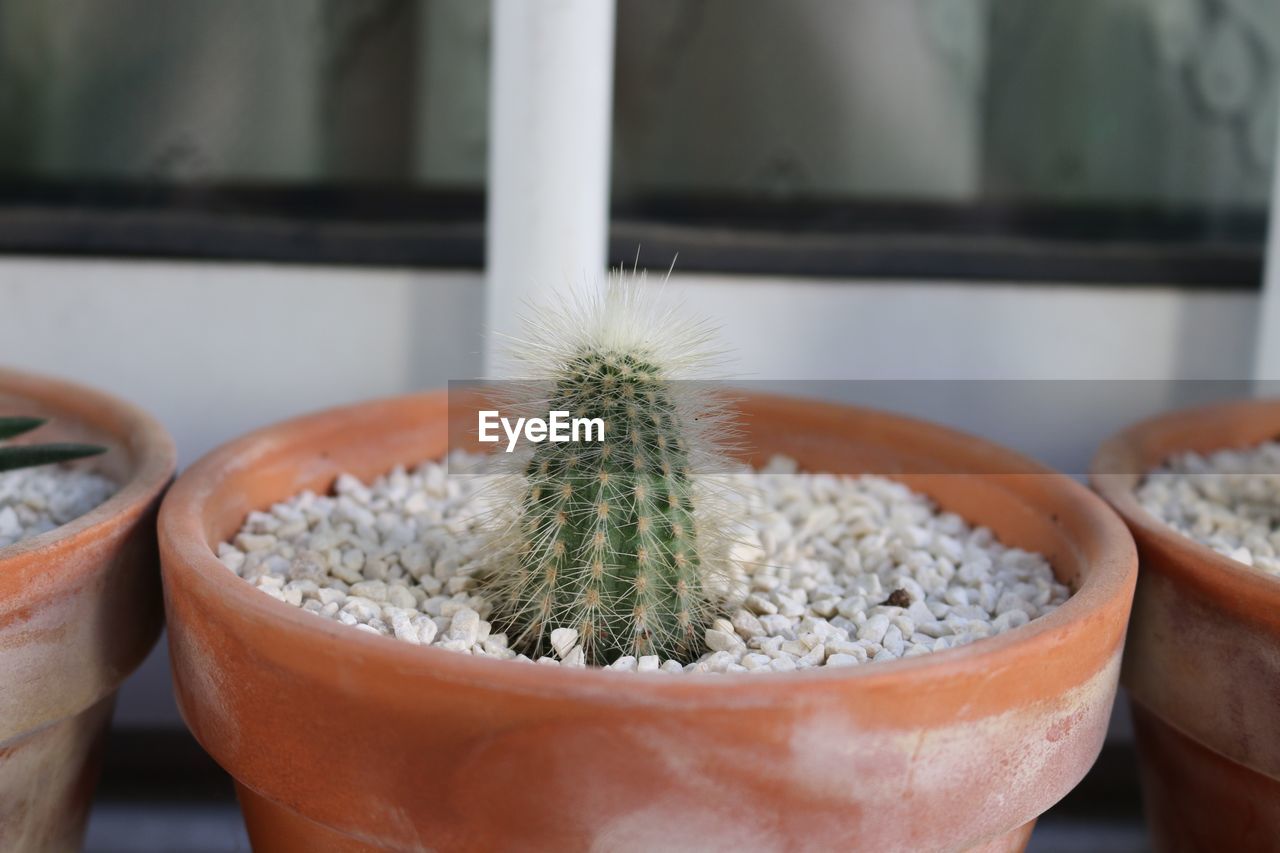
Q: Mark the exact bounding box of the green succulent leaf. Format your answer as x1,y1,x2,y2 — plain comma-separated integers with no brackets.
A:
0,442,106,473
0,416,46,440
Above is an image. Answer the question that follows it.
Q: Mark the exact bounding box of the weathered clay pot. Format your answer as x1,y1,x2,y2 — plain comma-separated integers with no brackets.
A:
0,368,175,851
160,391,1135,852
1092,400,1280,852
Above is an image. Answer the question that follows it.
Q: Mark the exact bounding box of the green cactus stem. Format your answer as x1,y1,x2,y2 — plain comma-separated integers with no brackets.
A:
488,280,734,666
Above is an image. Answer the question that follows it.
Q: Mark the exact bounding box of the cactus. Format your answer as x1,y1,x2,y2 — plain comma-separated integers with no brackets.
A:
488,276,734,666
0,417,105,473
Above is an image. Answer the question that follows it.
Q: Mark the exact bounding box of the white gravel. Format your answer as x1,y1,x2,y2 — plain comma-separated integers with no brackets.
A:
220,452,1070,674
1138,441,1280,578
0,466,118,550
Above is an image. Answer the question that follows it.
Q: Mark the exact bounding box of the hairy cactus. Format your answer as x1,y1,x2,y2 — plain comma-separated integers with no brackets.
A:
488,277,734,665
0,417,105,473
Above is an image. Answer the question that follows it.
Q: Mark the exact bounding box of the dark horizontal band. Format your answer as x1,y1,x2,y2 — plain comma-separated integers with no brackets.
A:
0,182,1262,288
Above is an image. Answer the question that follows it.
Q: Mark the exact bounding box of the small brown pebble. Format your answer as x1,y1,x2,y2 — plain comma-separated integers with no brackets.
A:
884,588,912,608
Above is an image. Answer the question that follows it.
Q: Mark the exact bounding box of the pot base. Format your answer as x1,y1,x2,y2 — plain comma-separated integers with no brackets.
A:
237,782,1036,853
239,784,388,852
0,695,114,853
1133,702,1280,853
972,820,1035,853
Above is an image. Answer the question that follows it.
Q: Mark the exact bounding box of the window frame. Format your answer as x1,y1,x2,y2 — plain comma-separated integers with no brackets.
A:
0,181,1262,289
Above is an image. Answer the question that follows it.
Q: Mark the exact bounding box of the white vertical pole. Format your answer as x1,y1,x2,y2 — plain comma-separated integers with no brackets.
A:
1252,97,1280,380
484,0,617,373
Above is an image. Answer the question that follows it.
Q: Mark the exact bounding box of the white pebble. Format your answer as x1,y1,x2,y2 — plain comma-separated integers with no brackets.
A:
705,628,744,653
447,607,481,646
550,627,579,659
220,451,1068,675
1137,442,1280,580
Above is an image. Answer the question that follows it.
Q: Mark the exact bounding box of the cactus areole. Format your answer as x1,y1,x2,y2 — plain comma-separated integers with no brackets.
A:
488,279,732,666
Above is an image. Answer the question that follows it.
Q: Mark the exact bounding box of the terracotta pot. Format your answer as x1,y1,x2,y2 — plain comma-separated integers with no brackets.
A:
160,391,1135,852
0,368,175,851
1092,400,1280,852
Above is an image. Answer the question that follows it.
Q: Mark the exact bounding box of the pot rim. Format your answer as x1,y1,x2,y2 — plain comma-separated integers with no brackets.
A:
0,367,176,595
1090,397,1280,620
161,390,1135,700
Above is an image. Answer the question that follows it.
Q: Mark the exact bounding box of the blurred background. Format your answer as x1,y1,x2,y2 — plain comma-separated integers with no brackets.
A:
1,0,1278,850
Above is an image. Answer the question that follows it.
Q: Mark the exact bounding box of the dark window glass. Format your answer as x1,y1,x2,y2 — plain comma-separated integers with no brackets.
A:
0,0,1275,285
610,0,1278,285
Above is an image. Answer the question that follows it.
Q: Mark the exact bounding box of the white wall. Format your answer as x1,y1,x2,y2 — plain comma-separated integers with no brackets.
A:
669,274,1255,380
0,256,1258,725
0,259,484,468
